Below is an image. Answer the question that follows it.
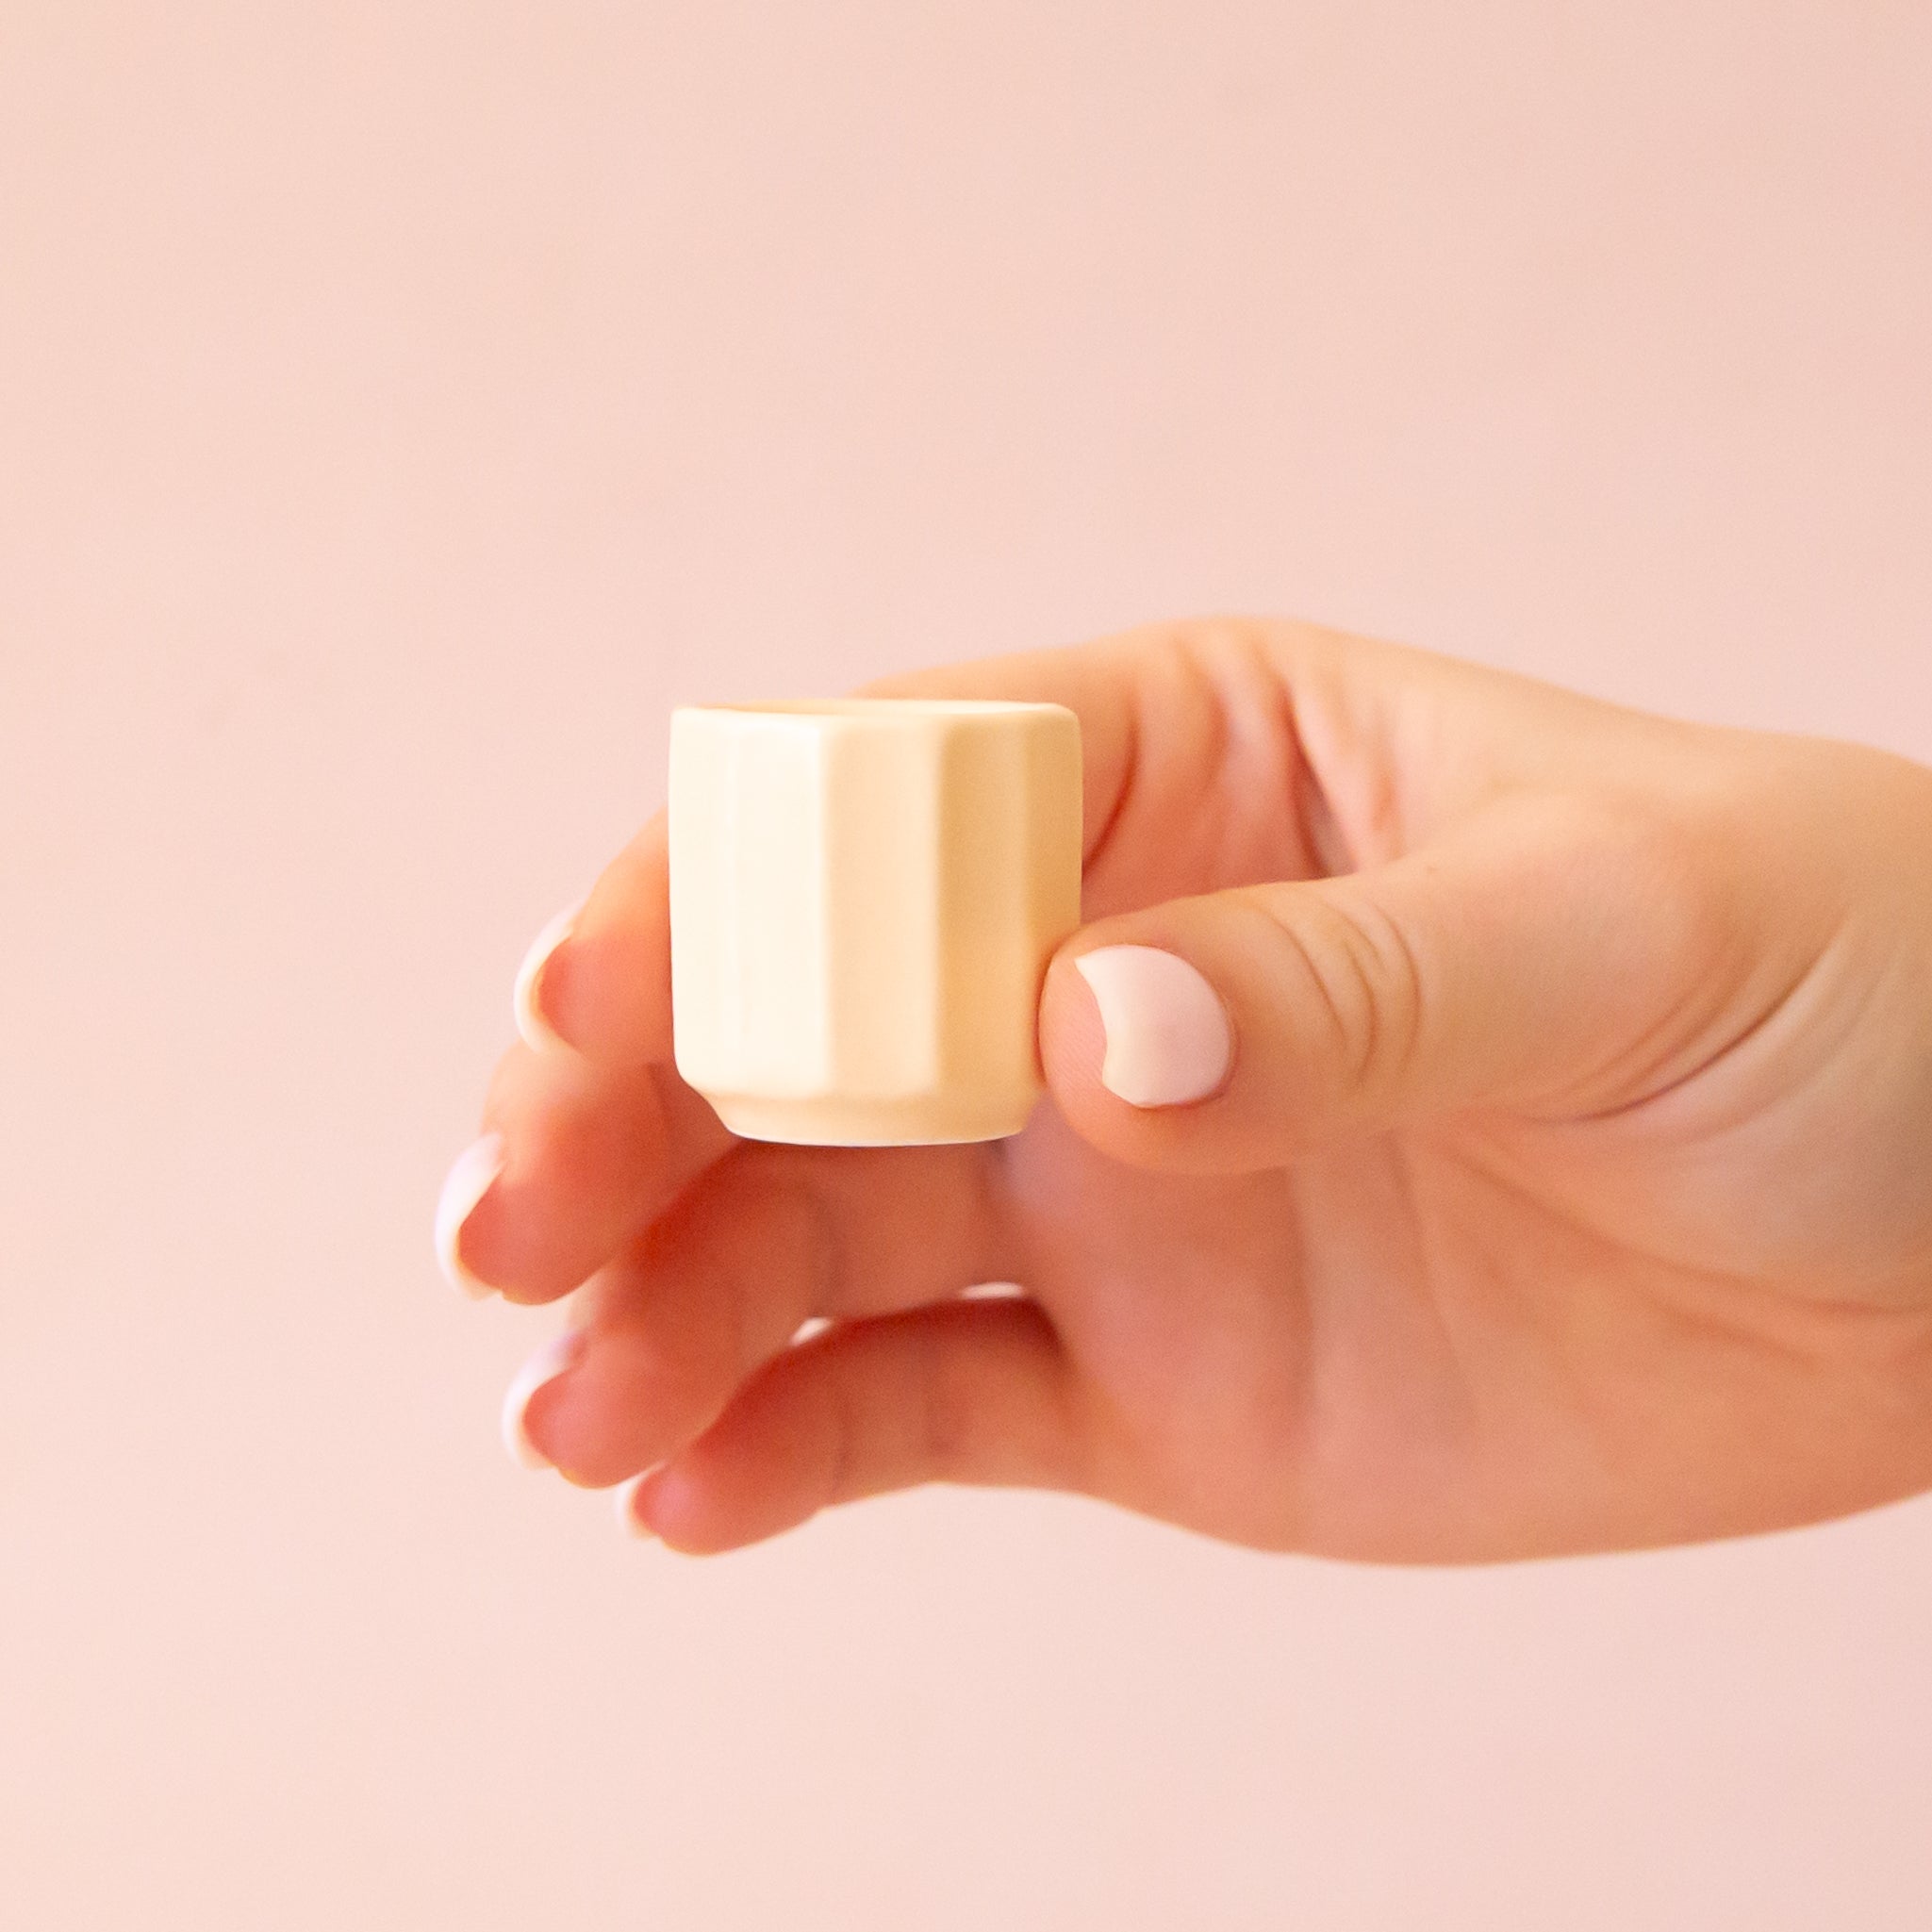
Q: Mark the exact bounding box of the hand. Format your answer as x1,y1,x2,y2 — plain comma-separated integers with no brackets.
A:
438,619,1932,1560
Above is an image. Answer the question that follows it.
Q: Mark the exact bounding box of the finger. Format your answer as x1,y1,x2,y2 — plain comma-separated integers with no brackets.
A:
618,1298,1083,1553
510,1141,1010,1485
515,813,674,1065
1037,789,1770,1171
514,636,1140,1065
517,642,1140,1065
512,639,1143,1065
864,621,1333,912
439,1042,733,1303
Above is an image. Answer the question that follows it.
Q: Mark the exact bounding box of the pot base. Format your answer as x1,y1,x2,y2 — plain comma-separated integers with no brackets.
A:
702,1088,1039,1147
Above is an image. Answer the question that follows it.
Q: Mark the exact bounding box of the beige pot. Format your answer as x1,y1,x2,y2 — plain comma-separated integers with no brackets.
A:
669,699,1082,1145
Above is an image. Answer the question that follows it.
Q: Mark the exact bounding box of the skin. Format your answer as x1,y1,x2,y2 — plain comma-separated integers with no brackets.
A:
448,619,1932,1560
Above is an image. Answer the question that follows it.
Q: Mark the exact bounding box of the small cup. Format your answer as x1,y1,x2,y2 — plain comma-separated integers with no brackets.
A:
669,699,1082,1145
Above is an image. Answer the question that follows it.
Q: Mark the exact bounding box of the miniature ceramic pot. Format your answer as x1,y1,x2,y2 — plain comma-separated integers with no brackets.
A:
668,699,1082,1145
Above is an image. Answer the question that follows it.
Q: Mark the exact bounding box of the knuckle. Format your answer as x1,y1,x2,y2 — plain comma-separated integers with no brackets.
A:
1248,886,1427,1099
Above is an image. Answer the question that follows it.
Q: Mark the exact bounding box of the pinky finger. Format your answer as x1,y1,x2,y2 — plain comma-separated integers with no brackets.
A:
621,1300,1086,1553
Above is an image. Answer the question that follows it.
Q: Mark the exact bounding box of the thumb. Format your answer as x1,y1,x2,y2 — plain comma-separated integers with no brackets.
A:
1036,797,1723,1173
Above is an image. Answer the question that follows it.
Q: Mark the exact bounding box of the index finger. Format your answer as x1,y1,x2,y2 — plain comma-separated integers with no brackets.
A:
520,810,676,1065
521,635,1146,1066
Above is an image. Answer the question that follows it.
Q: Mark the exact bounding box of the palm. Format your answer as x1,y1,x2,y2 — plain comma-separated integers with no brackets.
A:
993,1106,1903,1560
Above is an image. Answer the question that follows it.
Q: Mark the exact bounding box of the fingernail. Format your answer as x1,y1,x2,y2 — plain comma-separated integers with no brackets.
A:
1072,945,1231,1108
501,1328,587,1471
513,899,586,1052
614,1470,659,1540
435,1132,505,1299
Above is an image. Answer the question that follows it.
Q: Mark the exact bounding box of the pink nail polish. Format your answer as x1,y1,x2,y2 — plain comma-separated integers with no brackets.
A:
1072,946,1232,1108
614,1470,659,1539
513,899,586,1052
501,1328,587,1471
435,1133,506,1298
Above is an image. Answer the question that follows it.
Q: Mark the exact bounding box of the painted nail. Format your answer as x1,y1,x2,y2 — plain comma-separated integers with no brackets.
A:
501,1328,588,1471
1072,945,1232,1108
513,899,586,1052
614,1469,664,1540
435,1132,505,1299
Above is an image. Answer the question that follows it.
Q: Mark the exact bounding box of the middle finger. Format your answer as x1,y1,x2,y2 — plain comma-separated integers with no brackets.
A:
514,1139,1015,1486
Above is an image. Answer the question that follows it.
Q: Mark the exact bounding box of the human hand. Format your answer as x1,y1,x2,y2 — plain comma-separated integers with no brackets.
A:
437,619,1932,1560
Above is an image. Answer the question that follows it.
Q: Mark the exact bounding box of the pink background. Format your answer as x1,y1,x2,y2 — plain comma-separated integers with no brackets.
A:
5,5,1931,1924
